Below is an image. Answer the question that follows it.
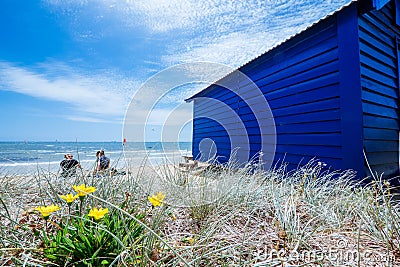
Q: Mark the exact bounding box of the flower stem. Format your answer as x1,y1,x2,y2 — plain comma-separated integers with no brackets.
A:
79,197,84,216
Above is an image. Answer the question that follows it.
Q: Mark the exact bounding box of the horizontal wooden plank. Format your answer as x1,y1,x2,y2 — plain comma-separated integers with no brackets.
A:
235,105,272,117
195,109,275,128
362,90,399,109
364,127,399,141
360,64,397,88
193,130,235,138
192,136,230,144
194,138,269,151
237,97,339,118
363,114,399,130
364,140,399,152
212,73,340,113
268,84,340,110
361,78,397,99
276,120,341,134
192,145,265,156
365,151,399,166
235,66,338,101
273,97,340,117
193,118,262,129
253,47,339,87
358,16,394,44
196,107,256,122
277,133,342,146
359,19,394,49
362,102,398,119
276,144,342,158
274,109,341,123
195,99,239,114
193,127,262,137
359,40,396,67
359,26,395,58
194,123,261,135
195,90,238,106
195,103,239,116
262,73,340,107
257,60,339,94
360,53,396,79
193,113,242,124
265,72,340,101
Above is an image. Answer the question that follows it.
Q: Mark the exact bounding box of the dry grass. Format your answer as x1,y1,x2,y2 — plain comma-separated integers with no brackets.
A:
1,160,400,266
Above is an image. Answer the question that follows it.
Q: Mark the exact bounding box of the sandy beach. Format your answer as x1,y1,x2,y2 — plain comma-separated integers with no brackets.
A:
1,160,400,266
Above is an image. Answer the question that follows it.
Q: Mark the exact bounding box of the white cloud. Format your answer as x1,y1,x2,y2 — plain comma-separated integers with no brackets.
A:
45,0,351,69
162,0,352,67
162,31,276,68
0,61,139,119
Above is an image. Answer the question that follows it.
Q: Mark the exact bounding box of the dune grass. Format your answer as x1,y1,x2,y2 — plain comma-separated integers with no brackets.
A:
0,159,399,266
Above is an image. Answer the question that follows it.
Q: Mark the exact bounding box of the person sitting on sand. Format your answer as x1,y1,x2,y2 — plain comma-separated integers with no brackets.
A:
60,153,81,177
96,150,110,174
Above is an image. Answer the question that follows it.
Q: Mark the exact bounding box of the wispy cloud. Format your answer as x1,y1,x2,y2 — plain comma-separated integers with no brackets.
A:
162,0,352,67
45,0,351,69
0,61,139,121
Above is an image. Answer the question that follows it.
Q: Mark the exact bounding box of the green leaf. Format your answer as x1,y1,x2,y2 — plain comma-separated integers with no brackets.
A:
63,237,76,250
78,232,93,251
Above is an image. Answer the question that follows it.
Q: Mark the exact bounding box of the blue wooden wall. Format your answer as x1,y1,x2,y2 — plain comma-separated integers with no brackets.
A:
359,0,400,177
192,14,345,170
248,16,343,170
190,0,400,178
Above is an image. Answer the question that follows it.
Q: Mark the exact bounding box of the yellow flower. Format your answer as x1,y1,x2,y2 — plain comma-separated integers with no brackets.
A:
35,205,60,219
73,184,96,197
148,192,166,207
60,194,79,204
88,207,109,220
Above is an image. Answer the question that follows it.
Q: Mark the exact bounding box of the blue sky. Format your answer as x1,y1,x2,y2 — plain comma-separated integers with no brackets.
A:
0,0,350,142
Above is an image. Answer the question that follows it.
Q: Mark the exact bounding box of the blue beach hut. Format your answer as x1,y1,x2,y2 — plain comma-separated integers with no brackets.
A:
186,0,400,179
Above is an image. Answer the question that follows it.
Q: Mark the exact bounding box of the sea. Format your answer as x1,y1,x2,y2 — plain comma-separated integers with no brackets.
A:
0,141,192,175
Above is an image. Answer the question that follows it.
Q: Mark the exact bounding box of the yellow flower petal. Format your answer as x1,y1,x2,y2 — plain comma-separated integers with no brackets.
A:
148,191,166,207
35,205,60,219
73,184,96,197
88,207,109,220
60,194,79,203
